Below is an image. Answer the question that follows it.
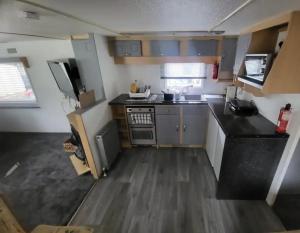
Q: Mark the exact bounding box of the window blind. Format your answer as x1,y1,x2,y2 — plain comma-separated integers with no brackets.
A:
0,60,37,105
161,63,207,79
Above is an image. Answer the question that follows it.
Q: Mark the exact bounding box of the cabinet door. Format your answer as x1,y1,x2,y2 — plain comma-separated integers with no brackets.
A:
220,38,237,72
188,40,218,56
213,127,226,181
206,110,219,166
233,34,252,75
115,40,141,56
150,40,180,56
156,114,180,144
182,105,208,145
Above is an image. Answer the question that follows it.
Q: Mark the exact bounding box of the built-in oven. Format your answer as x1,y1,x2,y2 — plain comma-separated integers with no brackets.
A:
127,106,156,145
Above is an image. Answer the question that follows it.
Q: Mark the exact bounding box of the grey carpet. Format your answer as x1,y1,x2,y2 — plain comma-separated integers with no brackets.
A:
0,132,95,231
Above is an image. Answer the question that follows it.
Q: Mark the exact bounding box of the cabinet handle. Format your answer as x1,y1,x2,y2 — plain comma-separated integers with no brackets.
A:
176,125,179,132
183,124,187,132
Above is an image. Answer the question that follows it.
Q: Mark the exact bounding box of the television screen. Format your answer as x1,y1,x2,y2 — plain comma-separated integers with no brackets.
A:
48,59,82,100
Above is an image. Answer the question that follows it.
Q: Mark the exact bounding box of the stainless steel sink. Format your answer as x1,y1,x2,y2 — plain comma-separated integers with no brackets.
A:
176,95,206,103
183,94,202,101
177,94,205,102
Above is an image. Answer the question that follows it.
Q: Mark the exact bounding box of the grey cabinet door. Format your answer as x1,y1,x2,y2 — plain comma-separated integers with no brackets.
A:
150,40,180,56
188,40,218,56
115,40,141,56
156,114,180,144
182,105,208,145
220,38,237,72
213,126,225,181
206,110,219,166
233,34,252,75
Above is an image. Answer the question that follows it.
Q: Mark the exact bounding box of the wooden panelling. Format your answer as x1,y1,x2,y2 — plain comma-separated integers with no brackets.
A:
247,28,279,54
114,56,220,64
234,11,300,94
141,40,151,56
242,12,291,34
114,35,223,41
20,57,29,68
263,12,300,94
67,112,99,179
243,84,264,97
111,105,131,149
179,39,189,56
0,197,26,233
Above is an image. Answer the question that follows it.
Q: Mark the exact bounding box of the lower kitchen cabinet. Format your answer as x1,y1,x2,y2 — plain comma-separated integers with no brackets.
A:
205,110,225,180
155,105,208,146
206,110,219,165
156,114,180,145
182,105,208,145
205,106,288,200
213,126,225,180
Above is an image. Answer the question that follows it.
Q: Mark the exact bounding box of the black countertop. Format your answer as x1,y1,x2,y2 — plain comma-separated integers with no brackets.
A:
207,99,289,138
109,94,208,105
109,94,289,139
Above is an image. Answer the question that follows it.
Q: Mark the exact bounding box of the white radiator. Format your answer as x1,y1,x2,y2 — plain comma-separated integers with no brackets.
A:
95,120,121,174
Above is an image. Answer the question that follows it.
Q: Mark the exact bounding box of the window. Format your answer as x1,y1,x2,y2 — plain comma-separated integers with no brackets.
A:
0,58,37,107
161,63,206,92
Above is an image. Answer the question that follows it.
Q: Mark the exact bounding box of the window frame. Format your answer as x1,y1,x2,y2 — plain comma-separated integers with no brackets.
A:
161,63,206,92
160,63,207,80
0,57,39,108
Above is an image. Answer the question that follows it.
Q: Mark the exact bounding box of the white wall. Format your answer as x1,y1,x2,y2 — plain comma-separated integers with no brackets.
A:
238,90,300,205
0,40,75,132
80,35,121,175
116,64,231,94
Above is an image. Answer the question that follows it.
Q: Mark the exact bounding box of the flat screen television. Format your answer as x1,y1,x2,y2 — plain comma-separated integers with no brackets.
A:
47,58,83,100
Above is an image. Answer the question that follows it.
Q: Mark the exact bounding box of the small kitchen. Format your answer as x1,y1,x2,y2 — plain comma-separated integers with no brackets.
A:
100,10,299,230
1,1,300,232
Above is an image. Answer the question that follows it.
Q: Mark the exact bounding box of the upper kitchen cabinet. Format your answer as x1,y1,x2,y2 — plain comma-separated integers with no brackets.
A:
150,40,180,56
233,34,252,75
112,37,223,64
220,38,237,72
114,40,142,57
234,11,300,95
188,40,218,56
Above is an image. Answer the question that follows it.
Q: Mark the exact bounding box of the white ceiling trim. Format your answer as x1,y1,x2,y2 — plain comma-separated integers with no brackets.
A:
0,31,64,40
210,0,255,31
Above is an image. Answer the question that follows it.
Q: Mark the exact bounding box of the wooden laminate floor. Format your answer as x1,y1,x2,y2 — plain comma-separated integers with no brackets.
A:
70,148,285,233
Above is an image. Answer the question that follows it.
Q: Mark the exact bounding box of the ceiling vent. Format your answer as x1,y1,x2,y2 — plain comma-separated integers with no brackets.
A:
18,11,40,20
7,48,17,54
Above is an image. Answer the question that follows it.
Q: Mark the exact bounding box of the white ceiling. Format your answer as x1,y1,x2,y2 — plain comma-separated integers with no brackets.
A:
1,0,300,42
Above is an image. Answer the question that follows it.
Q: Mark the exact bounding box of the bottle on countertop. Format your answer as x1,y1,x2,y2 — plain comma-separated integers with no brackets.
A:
130,80,139,93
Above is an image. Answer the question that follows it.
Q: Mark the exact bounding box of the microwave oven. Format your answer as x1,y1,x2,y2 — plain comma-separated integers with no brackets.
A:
240,54,273,86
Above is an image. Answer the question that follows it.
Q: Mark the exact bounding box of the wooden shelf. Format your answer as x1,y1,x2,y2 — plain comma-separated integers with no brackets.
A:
235,11,300,95
111,105,131,148
114,56,220,65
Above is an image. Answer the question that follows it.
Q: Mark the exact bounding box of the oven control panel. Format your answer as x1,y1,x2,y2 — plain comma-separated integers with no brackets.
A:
127,107,155,125
129,113,152,125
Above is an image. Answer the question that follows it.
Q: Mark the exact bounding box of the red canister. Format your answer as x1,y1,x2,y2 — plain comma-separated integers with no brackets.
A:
276,104,292,134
